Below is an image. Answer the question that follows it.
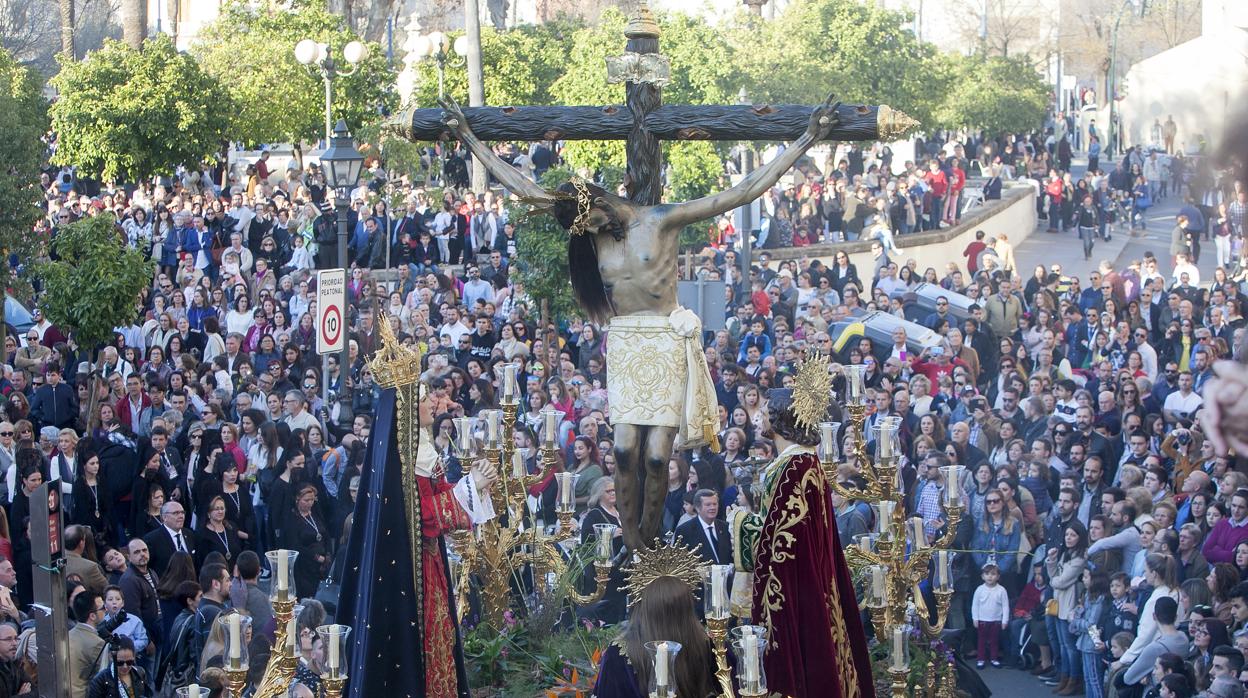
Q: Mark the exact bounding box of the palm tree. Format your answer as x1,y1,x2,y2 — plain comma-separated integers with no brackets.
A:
59,0,74,59
122,0,146,50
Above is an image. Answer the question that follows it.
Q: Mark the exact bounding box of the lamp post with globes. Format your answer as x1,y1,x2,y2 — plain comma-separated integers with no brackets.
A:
405,31,470,99
319,120,365,374
294,38,369,143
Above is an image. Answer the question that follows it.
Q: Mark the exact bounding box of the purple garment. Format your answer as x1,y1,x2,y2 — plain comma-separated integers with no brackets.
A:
592,644,643,698
1202,518,1248,564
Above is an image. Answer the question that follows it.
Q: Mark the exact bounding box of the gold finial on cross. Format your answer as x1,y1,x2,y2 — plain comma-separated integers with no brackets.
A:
626,0,660,39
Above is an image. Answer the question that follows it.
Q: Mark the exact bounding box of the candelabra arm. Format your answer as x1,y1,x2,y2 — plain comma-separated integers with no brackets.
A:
522,448,557,489
844,545,879,569
829,475,879,505
934,504,962,549
915,589,954,640
707,615,737,698
252,599,298,698
565,560,611,605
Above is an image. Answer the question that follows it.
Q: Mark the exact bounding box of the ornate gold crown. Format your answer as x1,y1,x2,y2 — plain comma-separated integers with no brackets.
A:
791,349,833,432
367,309,423,389
622,539,706,607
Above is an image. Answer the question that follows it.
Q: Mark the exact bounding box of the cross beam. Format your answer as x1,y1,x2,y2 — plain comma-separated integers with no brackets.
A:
392,102,910,144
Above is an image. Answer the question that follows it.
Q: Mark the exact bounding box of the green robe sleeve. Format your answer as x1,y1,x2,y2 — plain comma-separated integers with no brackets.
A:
730,508,762,573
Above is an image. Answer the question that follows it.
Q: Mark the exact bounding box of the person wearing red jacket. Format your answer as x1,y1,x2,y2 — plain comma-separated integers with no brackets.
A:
945,161,966,225
1046,171,1066,232
923,160,948,231
908,345,968,385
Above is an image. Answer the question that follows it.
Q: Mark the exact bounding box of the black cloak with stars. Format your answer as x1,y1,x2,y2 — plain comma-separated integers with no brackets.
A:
337,388,471,697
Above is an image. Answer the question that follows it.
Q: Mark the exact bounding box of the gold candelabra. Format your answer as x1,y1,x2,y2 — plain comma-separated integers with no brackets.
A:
449,363,613,628
826,366,963,698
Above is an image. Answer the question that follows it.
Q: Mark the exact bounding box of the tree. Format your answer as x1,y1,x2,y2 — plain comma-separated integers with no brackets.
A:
0,47,48,299
511,168,579,323
194,0,396,154
731,0,947,128
31,213,153,429
549,9,735,201
950,0,1050,65
58,0,73,57
120,0,143,49
49,35,231,182
935,55,1049,135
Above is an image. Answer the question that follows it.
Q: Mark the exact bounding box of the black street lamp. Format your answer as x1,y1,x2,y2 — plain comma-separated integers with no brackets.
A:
319,119,365,374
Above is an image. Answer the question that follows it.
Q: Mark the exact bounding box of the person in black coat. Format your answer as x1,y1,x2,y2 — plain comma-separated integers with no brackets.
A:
140,502,196,578
673,489,732,566
280,482,328,600
70,450,110,546
88,636,151,698
27,363,77,431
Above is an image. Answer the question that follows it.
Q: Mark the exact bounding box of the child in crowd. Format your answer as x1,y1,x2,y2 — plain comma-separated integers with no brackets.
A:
973,562,1010,668
1071,567,1113,698
1108,572,1139,639
1008,562,1051,671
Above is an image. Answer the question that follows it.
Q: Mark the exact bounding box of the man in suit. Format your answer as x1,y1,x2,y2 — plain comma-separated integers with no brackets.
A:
63,525,109,596
675,489,732,565
27,362,77,432
141,501,195,577
68,590,107,698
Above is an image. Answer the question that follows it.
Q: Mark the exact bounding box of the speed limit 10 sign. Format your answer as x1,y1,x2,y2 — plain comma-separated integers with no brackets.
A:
316,269,347,356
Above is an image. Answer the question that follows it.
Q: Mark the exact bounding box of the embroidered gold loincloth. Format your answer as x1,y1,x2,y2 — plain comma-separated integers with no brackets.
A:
606,309,719,451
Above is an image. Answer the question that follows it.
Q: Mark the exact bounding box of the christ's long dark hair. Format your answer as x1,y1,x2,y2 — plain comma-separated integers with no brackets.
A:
552,181,623,323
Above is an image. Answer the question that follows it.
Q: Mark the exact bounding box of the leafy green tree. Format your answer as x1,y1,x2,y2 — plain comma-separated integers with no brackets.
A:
32,213,154,429
0,47,48,299
511,168,578,323
49,35,231,183
732,0,947,129
194,0,395,153
935,55,1050,135
549,9,736,200
406,20,581,109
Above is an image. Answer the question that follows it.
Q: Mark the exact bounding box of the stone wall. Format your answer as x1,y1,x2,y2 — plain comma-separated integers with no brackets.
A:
762,182,1038,277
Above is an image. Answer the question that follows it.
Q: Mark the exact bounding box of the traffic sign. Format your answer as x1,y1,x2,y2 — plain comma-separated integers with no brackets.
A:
316,269,346,355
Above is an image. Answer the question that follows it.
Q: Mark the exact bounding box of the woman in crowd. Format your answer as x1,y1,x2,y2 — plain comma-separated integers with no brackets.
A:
970,488,1023,593
282,483,329,600
1046,520,1088,694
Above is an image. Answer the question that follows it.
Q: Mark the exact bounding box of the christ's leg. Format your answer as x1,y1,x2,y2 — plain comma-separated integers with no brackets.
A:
613,423,646,551
639,425,679,547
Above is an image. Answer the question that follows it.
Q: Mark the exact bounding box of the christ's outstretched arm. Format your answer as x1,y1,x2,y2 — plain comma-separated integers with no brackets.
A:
439,97,551,203
662,95,841,230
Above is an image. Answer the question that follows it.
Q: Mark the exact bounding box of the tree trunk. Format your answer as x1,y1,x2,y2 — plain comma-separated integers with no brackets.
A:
86,349,102,434
465,0,488,194
59,0,75,60
122,0,146,50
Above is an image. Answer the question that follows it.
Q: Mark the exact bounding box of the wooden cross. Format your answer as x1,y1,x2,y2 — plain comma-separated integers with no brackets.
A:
391,3,917,206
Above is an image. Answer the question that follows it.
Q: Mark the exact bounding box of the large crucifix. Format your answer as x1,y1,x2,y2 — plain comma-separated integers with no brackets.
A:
391,3,917,551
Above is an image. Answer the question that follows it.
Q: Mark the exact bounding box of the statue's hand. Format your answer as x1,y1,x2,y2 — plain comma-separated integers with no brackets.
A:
806,93,841,141
471,459,499,492
438,96,469,135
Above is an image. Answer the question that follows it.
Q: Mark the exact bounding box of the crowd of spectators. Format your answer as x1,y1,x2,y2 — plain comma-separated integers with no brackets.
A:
2,115,1247,697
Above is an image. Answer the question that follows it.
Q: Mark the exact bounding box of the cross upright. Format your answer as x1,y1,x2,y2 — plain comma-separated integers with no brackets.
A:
390,2,917,205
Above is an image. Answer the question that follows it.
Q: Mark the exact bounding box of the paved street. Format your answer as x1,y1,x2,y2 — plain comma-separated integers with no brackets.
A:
1013,158,1218,283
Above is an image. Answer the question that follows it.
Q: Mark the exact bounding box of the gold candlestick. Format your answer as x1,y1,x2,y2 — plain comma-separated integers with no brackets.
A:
225,665,248,698
322,675,347,698
706,614,735,698
252,598,299,698
889,666,908,698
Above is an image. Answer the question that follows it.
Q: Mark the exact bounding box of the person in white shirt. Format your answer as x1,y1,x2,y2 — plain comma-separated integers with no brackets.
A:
971,563,1010,669
1163,371,1203,425
281,391,320,434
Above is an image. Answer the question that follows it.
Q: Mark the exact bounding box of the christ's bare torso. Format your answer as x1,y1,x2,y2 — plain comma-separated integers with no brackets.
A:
594,205,681,317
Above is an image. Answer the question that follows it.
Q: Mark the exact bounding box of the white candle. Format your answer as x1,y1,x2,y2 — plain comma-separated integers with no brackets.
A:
277,551,289,595
543,410,558,446
820,422,835,460
937,551,950,590
559,473,574,508
598,525,614,559
878,424,894,458
712,569,726,613
743,636,759,684
871,565,885,602
503,364,518,402
287,614,298,653
513,453,525,478
486,411,501,444
229,614,241,660
328,626,341,671
849,366,864,399
876,501,895,537
911,518,926,549
655,642,670,689
892,626,906,670
188,684,202,698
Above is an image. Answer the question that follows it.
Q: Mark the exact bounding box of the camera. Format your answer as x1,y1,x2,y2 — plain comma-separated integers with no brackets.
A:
97,609,128,641
1176,431,1192,446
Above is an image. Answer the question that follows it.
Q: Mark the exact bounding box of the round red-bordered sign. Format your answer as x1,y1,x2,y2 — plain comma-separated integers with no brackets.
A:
321,305,342,347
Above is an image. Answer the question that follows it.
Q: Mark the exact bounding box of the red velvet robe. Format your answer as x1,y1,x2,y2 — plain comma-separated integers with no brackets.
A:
418,476,472,698
745,450,876,698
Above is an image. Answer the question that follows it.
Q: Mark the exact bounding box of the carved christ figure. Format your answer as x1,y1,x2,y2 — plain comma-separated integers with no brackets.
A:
439,95,842,551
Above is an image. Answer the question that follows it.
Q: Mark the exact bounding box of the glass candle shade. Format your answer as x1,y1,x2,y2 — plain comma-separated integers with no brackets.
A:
265,549,299,603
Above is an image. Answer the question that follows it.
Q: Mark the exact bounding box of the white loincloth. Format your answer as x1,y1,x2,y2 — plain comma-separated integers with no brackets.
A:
606,308,720,451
